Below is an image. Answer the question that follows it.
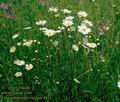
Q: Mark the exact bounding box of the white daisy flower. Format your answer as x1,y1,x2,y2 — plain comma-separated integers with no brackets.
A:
14,60,25,66
61,9,71,14
72,44,79,52
12,33,19,39
78,11,88,18
82,20,93,27
43,29,56,37
25,64,33,71
15,72,22,77
48,7,58,13
65,16,74,20
10,46,16,53
36,20,47,26
62,19,73,27
78,24,91,35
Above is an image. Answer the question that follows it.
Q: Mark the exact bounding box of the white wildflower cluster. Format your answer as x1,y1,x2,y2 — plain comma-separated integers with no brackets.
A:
77,11,96,49
11,7,100,78
14,59,34,77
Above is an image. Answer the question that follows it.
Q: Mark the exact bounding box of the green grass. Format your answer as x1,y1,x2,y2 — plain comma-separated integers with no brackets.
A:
0,0,120,102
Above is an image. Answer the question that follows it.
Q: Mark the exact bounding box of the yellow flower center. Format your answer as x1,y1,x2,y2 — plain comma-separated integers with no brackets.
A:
82,28,87,32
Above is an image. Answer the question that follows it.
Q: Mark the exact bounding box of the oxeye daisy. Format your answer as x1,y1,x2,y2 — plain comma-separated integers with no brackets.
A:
25,64,33,71
10,46,16,53
65,16,74,20
78,24,91,35
78,11,88,18
82,19,93,27
62,19,73,27
43,29,56,37
15,72,22,77
14,60,25,66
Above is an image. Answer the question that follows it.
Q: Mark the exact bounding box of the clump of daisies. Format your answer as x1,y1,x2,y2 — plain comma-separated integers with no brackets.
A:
36,7,97,49
10,7,98,79
77,12,97,49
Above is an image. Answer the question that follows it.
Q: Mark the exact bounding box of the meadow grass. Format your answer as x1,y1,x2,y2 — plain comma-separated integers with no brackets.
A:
0,0,120,102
